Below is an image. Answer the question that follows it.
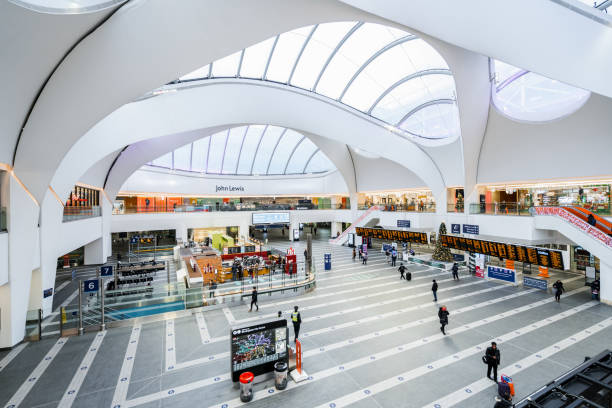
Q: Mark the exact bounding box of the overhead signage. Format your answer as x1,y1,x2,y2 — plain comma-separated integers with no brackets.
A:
462,224,479,235
451,224,460,234
487,265,516,284
439,235,564,269
230,319,288,382
252,212,290,225
100,265,113,277
397,220,411,228
43,288,53,298
216,185,245,193
355,227,428,245
523,276,548,291
83,279,99,293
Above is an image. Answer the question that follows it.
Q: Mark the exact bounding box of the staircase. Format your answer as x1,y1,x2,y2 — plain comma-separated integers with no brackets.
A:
329,205,382,245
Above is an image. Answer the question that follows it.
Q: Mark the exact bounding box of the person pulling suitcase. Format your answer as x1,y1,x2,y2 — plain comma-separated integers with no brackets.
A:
398,263,406,280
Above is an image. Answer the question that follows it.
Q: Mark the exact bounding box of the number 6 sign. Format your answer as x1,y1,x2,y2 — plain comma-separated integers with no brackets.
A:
83,279,99,293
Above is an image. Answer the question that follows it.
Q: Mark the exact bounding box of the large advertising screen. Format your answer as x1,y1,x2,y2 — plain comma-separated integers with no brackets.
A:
252,212,290,225
230,319,288,382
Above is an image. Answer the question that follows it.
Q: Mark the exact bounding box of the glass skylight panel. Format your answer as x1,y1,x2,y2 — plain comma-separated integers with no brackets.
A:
179,64,210,81
191,138,208,172
206,132,227,173
151,151,172,168
289,22,355,90
211,51,241,77
173,143,192,171
267,129,303,174
285,139,316,174
236,125,266,174
222,127,247,174
251,126,284,175
315,23,406,99
399,103,459,139
305,150,333,173
240,37,275,78
371,74,455,124
265,26,313,83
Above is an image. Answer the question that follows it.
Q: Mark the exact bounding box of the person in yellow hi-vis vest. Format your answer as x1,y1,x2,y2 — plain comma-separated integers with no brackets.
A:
291,306,302,343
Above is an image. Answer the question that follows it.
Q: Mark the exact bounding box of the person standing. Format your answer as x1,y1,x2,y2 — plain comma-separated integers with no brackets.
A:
291,306,301,342
249,286,258,312
304,249,308,260
398,263,406,280
553,280,564,302
358,247,363,260
362,252,368,265
438,305,449,335
452,262,459,280
391,249,397,267
314,226,317,236
432,279,438,301
352,247,356,262
486,342,501,382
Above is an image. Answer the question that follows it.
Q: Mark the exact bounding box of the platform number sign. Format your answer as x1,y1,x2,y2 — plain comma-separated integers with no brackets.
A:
100,265,113,277
83,279,99,293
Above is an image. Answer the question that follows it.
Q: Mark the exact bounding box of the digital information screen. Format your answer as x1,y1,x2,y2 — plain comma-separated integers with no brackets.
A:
439,235,564,269
252,212,290,225
230,319,288,382
355,227,428,245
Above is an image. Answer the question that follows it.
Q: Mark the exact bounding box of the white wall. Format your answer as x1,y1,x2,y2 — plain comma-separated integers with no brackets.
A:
0,233,7,286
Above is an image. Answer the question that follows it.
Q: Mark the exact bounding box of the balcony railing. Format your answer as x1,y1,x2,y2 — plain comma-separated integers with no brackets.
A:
447,203,464,213
469,202,612,217
357,204,436,213
63,205,101,222
113,203,349,214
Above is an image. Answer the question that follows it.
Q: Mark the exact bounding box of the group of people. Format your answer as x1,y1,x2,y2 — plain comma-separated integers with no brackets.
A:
354,247,368,264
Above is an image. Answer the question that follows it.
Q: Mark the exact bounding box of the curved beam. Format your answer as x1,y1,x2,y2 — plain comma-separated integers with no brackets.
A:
395,98,455,127
288,24,318,84
266,127,287,175
249,125,268,174
367,68,452,114
263,35,280,80
338,34,416,101
219,128,230,171
283,135,306,174
312,21,363,92
234,125,250,174
302,148,320,173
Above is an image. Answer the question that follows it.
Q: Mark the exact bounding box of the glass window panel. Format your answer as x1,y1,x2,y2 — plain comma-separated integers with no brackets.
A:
495,60,522,85
285,140,317,174
179,64,210,81
265,26,313,83
222,127,247,174
151,152,172,168
206,131,227,173
290,22,355,90
399,103,459,139
371,74,455,124
211,51,240,77
173,143,192,171
251,126,284,175
236,125,266,174
191,138,208,172
305,150,334,173
267,129,303,174
316,23,407,99
240,37,275,78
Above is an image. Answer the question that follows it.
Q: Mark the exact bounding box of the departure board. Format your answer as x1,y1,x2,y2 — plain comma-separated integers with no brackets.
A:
439,235,564,269
355,227,427,244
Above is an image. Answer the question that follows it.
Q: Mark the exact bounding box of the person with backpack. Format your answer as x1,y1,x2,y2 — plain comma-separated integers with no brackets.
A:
432,279,439,301
398,263,406,280
452,262,459,280
486,341,501,382
438,305,449,335
553,280,564,302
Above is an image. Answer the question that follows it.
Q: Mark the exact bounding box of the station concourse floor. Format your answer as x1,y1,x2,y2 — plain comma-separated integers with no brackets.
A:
1,239,611,408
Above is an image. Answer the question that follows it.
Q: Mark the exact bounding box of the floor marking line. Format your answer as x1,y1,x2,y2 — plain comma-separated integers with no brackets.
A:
0,343,27,373
206,288,591,408
110,324,141,408
165,320,176,371
222,308,236,325
57,331,106,408
3,337,68,408
55,280,70,293
422,317,612,408
56,289,79,310
195,312,211,344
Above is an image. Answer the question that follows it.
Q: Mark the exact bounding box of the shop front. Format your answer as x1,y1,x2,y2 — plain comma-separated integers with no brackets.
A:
358,190,435,212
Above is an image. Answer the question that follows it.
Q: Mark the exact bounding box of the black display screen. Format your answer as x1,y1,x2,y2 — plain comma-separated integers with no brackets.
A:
355,227,427,244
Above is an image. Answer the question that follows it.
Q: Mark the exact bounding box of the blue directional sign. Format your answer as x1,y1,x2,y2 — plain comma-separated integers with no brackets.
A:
523,276,548,290
462,224,479,235
397,220,411,228
487,266,516,284
100,265,113,277
130,236,139,244
83,279,99,293
451,224,460,234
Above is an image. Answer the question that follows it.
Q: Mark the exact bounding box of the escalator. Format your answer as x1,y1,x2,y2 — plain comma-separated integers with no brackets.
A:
563,206,612,236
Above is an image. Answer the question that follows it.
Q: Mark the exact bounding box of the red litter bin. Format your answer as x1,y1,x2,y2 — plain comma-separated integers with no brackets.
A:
239,371,254,402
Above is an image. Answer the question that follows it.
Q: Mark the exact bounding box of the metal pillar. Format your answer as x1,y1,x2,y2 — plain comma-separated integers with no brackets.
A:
306,233,312,274
99,278,106,331
78,281,83,336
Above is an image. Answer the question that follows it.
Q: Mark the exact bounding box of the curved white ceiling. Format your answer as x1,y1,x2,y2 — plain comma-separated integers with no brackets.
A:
7,0,125,14
148,125,335,176
173,21,459,141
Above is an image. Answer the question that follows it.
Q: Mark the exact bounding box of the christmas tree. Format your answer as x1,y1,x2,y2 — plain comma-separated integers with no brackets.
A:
432,222,453,262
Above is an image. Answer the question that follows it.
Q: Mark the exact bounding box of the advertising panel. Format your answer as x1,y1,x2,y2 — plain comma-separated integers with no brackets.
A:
474,254,486,278
523,276,548,291
487,266,516,284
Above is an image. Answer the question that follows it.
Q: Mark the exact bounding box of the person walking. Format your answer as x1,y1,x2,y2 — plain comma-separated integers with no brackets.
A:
432,279,438,301
358,247,363,260
398,263,406,280
486,341,501,382
452,262,459,280
362,252,368,265
249,286,258,312
438,305,449,335
304,249,308,260
553,280,564,302
352,247,356,262
291,306,302,342
391,249,397,267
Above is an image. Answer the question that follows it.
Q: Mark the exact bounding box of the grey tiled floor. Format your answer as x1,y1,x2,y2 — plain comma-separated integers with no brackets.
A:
0,239,609,408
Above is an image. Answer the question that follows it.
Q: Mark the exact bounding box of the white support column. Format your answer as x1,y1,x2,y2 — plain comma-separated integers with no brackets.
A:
600,261,612,306
350,192,358,219
238,221,250,242
84,238,105,265
101,196,112,260
331,222,342,238
39,192,64,317
289,218,299,242
0,175,40,348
